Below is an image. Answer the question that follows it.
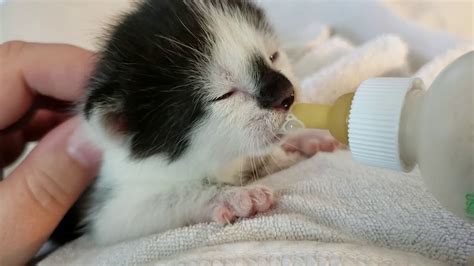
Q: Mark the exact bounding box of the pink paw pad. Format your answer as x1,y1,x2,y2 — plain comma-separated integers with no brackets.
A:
212,186,274,225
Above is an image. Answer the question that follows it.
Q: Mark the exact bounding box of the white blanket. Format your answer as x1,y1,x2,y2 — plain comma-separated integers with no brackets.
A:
41,2,474,265
42,152,473,265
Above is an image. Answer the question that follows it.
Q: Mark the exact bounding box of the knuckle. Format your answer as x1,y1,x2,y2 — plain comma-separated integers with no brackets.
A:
0,40,26,59
22,166,68,214
0,41,27,78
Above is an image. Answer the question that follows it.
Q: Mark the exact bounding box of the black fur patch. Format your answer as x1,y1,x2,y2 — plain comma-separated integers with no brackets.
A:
85,0,208,161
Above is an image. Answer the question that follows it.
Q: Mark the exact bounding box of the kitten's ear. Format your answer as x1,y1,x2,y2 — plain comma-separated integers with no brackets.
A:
84,100,128,138
102,109,128,137
83,71,130,138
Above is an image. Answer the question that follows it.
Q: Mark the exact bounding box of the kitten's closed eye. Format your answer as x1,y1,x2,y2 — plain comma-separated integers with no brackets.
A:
212,91,235,102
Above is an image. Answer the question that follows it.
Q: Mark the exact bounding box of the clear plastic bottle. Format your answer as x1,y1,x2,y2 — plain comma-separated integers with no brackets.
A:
282,51,473,222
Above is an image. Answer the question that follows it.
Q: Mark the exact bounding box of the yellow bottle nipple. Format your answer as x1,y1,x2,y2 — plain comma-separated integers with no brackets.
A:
281,93,354,145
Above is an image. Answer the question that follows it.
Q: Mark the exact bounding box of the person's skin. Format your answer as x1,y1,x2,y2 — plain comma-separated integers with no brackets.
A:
0,41,101,265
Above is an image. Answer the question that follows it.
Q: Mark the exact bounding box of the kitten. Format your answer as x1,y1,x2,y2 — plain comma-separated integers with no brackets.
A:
52,0,336,245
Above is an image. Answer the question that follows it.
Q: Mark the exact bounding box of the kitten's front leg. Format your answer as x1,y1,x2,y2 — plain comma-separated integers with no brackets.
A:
209,185,273,224
88,183,273,245
281,129,343,156
248,129,343,178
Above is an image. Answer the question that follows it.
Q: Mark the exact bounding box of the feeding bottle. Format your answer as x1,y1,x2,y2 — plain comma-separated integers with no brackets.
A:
282,51,473,222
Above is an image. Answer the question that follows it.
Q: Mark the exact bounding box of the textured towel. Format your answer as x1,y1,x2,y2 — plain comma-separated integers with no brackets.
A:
40,2,474,265
42,152,473,265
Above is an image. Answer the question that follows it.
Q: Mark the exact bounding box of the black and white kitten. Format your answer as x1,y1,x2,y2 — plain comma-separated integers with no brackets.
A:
52,0,336,245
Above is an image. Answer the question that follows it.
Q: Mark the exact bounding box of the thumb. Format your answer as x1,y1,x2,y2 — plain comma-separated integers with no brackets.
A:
0,117,101,264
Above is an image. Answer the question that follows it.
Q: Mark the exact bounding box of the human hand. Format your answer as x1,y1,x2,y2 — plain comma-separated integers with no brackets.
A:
0,41,101,265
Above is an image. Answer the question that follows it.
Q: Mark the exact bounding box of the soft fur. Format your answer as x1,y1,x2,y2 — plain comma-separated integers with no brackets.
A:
52,0,329,246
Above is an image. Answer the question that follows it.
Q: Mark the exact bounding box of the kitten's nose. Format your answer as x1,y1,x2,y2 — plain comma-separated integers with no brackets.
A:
258,71,295,111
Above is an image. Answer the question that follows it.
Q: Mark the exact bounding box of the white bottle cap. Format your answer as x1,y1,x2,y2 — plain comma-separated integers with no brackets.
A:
348,77,422,171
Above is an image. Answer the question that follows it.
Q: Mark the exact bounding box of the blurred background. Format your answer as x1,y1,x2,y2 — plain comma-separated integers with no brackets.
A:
1,0,472,51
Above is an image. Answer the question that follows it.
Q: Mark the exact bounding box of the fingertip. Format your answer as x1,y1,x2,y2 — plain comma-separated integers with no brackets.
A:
67,124,102,170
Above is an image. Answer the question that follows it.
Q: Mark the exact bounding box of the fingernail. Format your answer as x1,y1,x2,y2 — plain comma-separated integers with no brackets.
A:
67,127,102,168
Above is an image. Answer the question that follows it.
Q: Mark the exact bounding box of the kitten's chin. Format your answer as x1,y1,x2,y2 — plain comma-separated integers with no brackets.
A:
243,112,288,156
245,133,283,157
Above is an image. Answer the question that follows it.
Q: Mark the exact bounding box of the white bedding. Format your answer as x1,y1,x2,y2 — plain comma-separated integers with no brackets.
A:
42,151,473,265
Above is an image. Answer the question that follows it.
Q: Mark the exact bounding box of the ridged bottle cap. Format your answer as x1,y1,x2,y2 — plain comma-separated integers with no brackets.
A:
348,77,422,171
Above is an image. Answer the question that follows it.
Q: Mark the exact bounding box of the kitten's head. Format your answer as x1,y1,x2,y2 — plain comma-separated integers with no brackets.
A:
85,0,297,161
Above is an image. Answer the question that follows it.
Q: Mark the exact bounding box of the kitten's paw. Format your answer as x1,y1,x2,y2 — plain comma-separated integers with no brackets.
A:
212,186,274,224
282,129,344,157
